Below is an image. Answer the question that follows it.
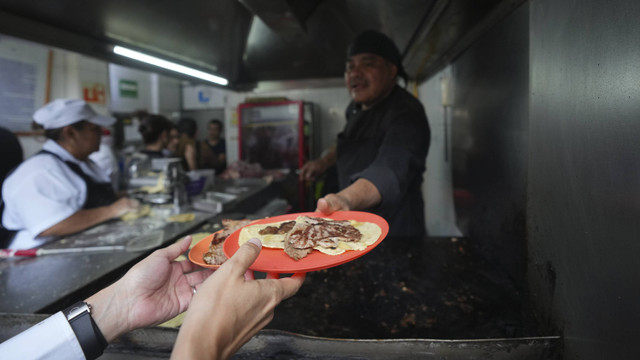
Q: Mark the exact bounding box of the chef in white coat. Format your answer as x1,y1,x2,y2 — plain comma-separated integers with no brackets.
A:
1,99,138,249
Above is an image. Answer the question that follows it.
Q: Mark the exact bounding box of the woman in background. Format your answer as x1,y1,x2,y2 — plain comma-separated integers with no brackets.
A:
163,123,180,158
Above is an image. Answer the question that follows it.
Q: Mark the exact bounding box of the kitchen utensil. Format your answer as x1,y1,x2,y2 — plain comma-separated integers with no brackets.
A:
125,230,165,252
1,245,125,258
0,230,165,258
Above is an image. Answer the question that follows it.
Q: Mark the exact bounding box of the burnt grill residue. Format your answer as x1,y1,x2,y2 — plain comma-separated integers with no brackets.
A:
266,237,540,339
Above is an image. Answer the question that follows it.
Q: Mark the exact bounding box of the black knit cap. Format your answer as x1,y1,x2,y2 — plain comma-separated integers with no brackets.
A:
346,30,407,82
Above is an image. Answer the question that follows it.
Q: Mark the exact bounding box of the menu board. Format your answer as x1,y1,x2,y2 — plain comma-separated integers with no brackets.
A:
0,36,48,132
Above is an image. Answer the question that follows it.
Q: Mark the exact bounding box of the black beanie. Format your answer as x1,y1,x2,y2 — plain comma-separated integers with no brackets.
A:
346,30,408,82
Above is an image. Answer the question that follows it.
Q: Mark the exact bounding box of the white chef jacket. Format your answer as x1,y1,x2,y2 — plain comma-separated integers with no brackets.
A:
1,140,111,250
89,134,119,190
0,311,86,359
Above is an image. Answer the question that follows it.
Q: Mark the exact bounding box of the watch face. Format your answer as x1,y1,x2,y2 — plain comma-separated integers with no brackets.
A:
65,302,90,321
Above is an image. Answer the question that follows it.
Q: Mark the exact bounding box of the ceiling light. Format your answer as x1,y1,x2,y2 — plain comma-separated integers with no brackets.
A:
113,45,228,86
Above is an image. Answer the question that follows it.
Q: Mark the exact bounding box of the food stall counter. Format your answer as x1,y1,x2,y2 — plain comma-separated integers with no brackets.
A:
0,206,214,314
0,176,281,315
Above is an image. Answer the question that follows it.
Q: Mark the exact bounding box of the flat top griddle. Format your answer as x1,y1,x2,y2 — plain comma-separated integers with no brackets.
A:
265,236,540,340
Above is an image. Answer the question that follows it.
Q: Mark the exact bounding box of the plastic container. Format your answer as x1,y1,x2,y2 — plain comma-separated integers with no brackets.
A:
185,177,206,196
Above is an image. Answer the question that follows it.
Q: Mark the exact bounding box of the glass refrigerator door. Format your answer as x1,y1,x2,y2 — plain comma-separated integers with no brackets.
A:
238,101,304,170
239,100,314,211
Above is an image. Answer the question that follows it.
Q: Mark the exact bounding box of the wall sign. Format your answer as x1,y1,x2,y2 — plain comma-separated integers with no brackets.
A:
83,82,107,104
182,84,226,109
198,90,210,103
0,35,48,132
119,79,138,98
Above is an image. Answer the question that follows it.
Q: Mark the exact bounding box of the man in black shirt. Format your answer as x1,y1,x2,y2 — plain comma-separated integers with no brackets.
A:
300,30,431,238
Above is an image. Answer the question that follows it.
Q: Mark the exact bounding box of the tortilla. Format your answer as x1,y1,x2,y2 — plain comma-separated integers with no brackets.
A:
140,173,166,194
120,205,152,222
238,216,382,256
238,219,292,249
167,213,195,222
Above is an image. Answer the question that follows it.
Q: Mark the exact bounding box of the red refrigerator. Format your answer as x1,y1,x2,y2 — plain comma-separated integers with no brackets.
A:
238,100,314,211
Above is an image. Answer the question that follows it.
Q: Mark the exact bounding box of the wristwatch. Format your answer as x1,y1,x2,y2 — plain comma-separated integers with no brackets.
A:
63,301,109,360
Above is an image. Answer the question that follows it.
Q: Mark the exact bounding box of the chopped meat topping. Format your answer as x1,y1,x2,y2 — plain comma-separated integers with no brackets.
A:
287,217,362,250
204,218,252,265
259,221,296,235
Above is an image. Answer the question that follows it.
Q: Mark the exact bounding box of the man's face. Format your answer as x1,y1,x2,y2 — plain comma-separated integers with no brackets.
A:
73,122,102,159
168,128,180,153
344,53,398,109
208,123,221,140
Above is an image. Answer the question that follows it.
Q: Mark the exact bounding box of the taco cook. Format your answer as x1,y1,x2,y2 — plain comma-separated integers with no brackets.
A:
1,99,139,250
299,31,431,238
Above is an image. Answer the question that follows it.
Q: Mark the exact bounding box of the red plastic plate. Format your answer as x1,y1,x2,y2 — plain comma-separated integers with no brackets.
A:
189,231,224,270
222,211,389,273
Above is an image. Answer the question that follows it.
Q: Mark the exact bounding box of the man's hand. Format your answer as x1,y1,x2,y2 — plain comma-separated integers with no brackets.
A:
299,158,328,181
87,236,214,342
316,194,351,215
172,239,305,359
299,145,337,181
316,178,381,214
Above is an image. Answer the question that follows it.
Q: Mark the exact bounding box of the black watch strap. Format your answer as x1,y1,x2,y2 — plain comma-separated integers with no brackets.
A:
63,301,108,359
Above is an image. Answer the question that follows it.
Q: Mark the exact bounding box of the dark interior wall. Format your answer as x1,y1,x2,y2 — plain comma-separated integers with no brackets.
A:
450,4,529,285
528,0,640,359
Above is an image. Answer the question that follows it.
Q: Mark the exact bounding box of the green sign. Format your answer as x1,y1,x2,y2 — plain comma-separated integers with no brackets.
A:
119,79,138,98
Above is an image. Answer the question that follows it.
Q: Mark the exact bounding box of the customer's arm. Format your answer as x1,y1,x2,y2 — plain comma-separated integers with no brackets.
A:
0,236,213,359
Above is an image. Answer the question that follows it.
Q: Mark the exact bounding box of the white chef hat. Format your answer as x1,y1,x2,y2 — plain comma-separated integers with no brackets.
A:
33,99,115,130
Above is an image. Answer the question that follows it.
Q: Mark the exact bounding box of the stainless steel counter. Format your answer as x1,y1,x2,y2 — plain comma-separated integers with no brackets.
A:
0,207,214,314
0,177,281,314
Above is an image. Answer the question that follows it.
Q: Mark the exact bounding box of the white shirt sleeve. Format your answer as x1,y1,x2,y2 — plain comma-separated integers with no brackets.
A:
2,156,84,243
0,312,86,360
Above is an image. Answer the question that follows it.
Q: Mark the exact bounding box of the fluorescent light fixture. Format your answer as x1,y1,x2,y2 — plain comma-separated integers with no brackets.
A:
113,45,228,86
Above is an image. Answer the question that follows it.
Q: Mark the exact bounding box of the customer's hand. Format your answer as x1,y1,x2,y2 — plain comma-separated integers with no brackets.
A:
87,236,213,342
172,238,306,359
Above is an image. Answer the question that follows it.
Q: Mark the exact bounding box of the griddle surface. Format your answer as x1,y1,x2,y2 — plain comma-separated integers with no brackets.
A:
266,237,539,339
